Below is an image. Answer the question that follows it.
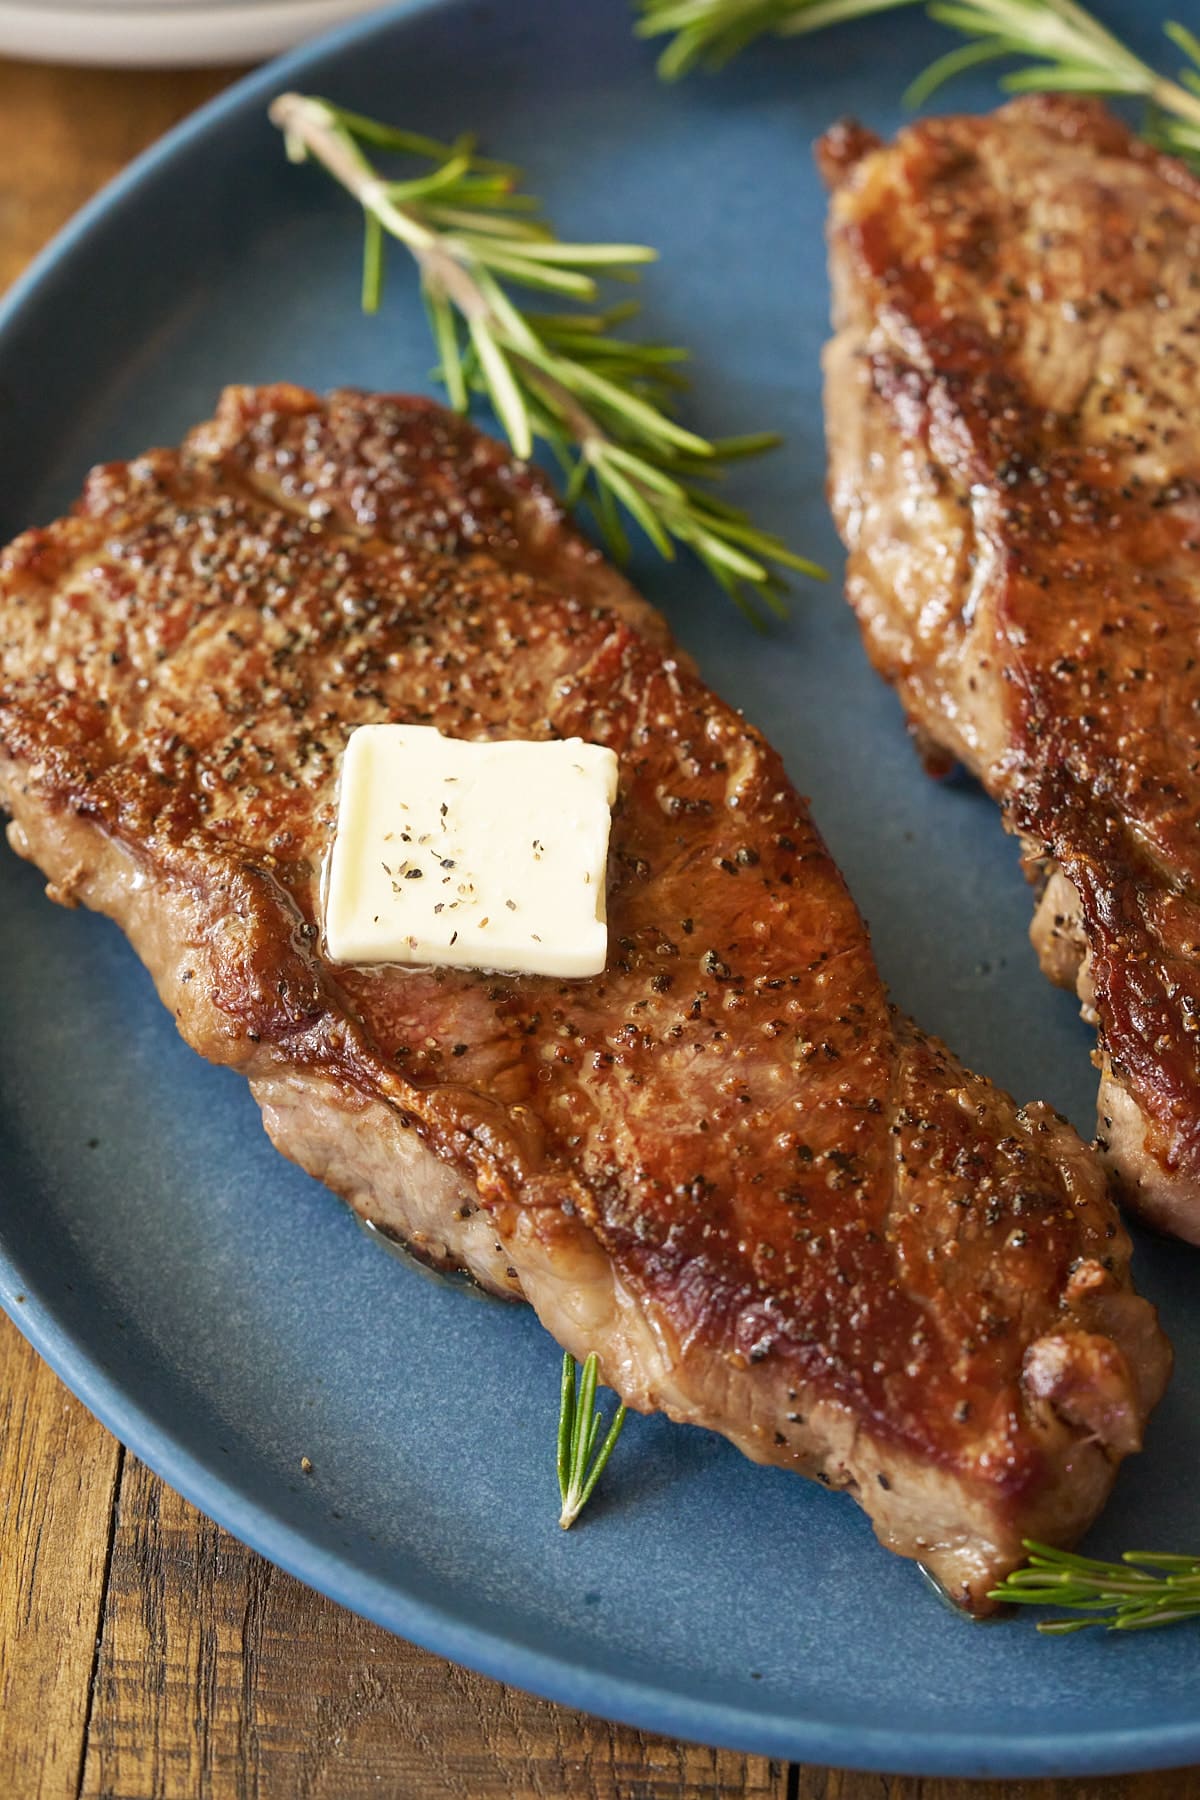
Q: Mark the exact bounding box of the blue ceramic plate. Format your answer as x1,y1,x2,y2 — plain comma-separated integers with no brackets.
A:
1,0,1197,1776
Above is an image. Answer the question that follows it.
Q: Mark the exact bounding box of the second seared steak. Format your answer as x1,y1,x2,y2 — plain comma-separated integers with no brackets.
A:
824,97,1200,1241
0,384,1170,1607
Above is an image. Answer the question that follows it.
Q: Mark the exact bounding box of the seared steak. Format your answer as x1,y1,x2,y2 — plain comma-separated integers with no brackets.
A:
0,384,1169,1608
823,97,1200,1241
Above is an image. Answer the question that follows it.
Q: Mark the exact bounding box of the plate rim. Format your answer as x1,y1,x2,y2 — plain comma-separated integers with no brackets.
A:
1,1,1198,1775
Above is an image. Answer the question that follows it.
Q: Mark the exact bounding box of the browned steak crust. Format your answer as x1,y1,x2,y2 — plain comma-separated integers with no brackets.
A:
0,383,1169,1608
822,96,1200,1241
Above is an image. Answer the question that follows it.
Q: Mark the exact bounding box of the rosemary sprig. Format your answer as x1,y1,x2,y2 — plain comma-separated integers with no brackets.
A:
991,1541,1200,1633
269,93,821,618
636,0,1200,168
639,0,921,78
556,1351,627,1529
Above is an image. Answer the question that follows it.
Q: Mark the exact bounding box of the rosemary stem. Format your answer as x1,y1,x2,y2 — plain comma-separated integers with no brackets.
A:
1041,0,1200,128
269,93,490,324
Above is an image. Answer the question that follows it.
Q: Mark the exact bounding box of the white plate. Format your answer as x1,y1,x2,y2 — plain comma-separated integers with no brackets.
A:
0,0,382,65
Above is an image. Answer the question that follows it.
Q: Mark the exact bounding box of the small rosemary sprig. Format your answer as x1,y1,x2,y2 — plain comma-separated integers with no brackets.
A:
639,0,921,78
556,1351,627,1529
991,1541,1200,1633
269,93,820,618
636,0,1200,169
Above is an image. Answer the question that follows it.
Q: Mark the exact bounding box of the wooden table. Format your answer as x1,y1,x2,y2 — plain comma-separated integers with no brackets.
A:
0,54,1197,1800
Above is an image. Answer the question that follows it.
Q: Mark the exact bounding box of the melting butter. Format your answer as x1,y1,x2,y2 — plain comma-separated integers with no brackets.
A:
324,724,618,978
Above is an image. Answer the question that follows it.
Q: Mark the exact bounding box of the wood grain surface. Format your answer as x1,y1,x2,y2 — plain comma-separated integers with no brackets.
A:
0,48,1197,1800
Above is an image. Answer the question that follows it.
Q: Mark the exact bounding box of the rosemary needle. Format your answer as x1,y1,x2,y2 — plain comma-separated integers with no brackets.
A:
636,0,1200,171
269,92,822,619
557,1351,627,1529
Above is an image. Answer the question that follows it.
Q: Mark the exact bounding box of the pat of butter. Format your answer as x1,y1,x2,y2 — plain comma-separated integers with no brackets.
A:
325,725,619,977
